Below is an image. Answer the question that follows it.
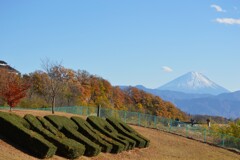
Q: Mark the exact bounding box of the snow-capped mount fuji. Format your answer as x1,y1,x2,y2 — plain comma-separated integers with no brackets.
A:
158,72,230,95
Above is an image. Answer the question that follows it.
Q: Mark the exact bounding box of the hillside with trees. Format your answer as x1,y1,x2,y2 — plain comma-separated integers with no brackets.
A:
0,62,188,120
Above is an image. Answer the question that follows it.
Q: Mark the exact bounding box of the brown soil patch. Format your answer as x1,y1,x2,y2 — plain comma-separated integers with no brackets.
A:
0,109,239,160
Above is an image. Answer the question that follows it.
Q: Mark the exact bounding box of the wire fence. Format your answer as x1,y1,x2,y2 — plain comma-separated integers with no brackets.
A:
0,105,240,151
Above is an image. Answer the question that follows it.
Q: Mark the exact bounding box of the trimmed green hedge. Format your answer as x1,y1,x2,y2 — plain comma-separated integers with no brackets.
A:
71,116,113,153
24,114,85,159
37,116,65,138
44,115,101,157
86,116,136,151
0,111,56,158
79,123,126,154
106,117,150,148
7,112,31,129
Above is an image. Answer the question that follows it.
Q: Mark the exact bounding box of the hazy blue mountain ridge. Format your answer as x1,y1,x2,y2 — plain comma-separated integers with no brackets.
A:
119,72,239,118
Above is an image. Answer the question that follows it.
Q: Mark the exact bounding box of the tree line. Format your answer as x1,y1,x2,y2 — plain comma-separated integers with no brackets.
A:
0,61,188,120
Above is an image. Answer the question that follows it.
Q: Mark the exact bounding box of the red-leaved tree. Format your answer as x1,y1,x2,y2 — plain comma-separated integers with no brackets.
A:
0,68,30,111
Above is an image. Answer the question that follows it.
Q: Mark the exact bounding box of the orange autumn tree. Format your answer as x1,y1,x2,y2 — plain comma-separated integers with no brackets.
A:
0,68,30,111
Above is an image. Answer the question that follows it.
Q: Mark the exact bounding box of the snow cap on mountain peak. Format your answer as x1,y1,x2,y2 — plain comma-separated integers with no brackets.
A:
185,71,214,87
158,71,229,95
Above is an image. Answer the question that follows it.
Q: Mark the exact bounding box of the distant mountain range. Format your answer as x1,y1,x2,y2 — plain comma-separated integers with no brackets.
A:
175,91,240,118
119,72,240,119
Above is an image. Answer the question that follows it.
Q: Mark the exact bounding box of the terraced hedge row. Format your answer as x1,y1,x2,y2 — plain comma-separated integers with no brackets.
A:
106,117,150,148
44,115,101,157
87,116,136,151
0,111,150,159
0,112,57,159
71,116,113,153
24,114,85,159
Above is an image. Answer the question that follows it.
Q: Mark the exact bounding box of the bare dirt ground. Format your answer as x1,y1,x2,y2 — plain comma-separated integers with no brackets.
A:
0,109,239,160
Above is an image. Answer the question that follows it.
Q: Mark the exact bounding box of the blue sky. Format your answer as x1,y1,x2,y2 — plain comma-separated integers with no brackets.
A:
1,0,240,91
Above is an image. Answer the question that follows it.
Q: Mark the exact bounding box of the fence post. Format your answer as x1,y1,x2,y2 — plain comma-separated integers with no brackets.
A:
110,109,113,117
138,113,141,126
221,134,225,147
154,116,157,129
80,106,83,115
124,111,127,123
186,125,188,137
115,110,117,119
97,105,101,117
87,107,89,116
73,106,77,113
204,129,206,142
145,115,148,127
169,119,172,132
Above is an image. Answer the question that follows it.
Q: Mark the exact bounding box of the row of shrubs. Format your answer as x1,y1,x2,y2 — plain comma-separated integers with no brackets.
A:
0,111,150,159
0,112,57,158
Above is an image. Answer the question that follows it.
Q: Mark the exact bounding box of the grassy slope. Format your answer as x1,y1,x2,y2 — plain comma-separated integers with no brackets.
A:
0,109,239,160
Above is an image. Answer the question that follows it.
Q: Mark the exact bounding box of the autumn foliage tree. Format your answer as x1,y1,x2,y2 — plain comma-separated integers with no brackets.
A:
0,68,30,111
41,59,66,114
19,63,188,120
